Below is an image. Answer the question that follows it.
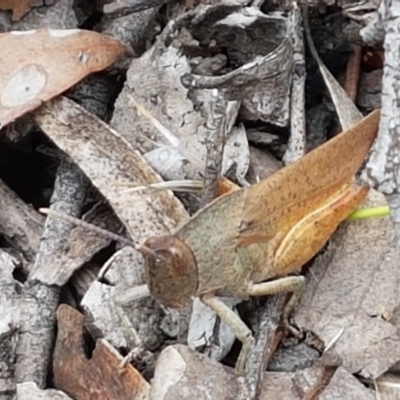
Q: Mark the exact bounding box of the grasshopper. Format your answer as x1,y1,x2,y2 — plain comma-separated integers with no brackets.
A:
41,109,379,373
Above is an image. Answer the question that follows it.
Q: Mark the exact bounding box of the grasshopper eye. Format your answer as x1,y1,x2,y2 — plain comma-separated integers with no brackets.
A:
138,235,199,309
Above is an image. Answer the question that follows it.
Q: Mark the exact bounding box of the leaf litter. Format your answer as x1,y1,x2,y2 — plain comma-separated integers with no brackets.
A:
0,1,398,399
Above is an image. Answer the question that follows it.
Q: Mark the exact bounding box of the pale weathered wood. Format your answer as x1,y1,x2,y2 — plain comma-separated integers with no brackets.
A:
284,7,306,165
0,178,44,263
16,161,87,387
364,0,400,249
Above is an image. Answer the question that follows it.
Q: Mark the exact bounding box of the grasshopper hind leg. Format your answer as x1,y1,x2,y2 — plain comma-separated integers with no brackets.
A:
247,275,305,337
201,276,305,374
201,294,254,374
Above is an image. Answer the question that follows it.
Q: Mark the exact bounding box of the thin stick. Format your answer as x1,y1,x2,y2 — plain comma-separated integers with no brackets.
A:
39,208,135,247
39,207,165,262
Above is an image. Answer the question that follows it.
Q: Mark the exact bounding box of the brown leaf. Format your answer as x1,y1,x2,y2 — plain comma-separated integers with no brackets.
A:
53,304,150,400
0,29,127,128
0,0,32,21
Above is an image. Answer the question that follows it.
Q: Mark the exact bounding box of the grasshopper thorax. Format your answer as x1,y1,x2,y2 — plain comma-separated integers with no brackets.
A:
138,235,199,309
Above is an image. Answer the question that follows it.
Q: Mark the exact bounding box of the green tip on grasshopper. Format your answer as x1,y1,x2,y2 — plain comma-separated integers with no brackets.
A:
347,205,390,221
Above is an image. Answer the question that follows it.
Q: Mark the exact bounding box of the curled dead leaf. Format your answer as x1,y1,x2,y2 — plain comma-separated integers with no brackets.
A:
53,304,150,400
0,28,127,128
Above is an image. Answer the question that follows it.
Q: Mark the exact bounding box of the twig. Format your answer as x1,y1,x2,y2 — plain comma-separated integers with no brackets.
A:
244,296,286,399
201,90,228,207
15,161,88,387
344,44,362,103
284,5,306,165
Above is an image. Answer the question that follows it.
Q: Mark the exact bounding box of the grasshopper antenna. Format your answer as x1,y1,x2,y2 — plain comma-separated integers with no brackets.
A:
39,207,164,261
39,207,135,246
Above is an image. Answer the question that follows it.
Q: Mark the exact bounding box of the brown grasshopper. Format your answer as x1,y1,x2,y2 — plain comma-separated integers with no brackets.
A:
41,109,379,373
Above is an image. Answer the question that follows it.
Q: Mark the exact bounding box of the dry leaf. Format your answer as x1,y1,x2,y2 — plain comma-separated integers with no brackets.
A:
0,28,126,128
303,6,363,129
0,0,32,21
34,96,188,352
53,304,150,400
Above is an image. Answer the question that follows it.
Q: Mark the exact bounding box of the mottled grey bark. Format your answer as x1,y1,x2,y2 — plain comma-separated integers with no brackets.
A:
364,0,400,247
284,7,306,165
15,161,88,387
0,179,44,263
201,91,230,207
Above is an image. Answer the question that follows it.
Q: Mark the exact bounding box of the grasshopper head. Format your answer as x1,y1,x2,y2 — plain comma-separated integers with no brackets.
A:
137,235,199,309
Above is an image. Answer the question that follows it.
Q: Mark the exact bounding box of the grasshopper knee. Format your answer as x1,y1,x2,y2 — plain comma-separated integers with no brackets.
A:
247,275,305,297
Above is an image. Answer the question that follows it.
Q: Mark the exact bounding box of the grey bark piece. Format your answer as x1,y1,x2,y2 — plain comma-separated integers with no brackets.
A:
246,146,282,184
244,295,285,399
17,382,73,400
294,190,400,379
152,344,314,399
284,7,306,165
356,70,382,110
258,372,300,399
82,281,138,349
151,344,245,400
360,0,386,45
67,74,119,120
10,0,78,30
201,90,230,206
0,178,44,263
144,146,203,182
268,343,319,372
142,104,245,185
187,297,237,362
82,247,167,351
65,202,125,297
0,251,21,400
181,8,292,126
222,124,250,185
0,326,18,400
30,161,88,284
111,5,291,183
319,367,375,400
102,7,160,55
15,160,88,387
14,283,59,388
363,0,400,249
103,245,146,287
